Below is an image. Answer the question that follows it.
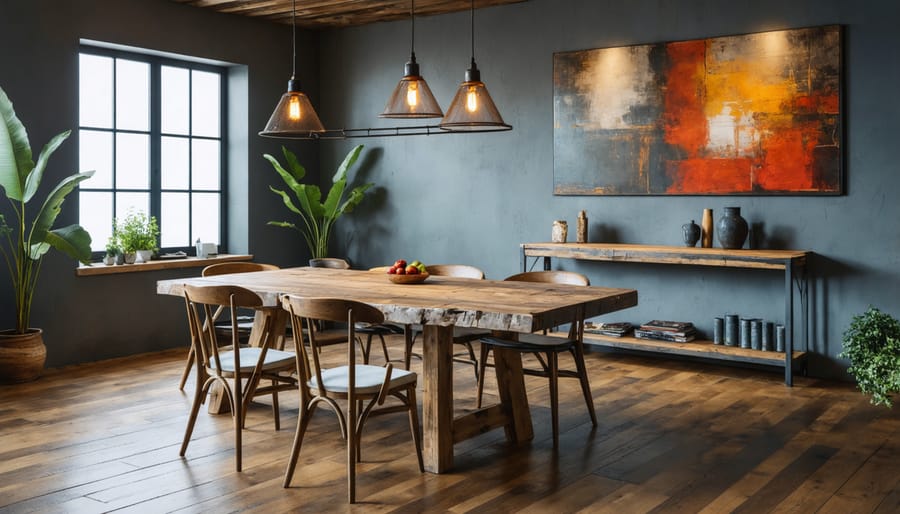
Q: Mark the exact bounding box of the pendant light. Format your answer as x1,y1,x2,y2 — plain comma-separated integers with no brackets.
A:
439,0,511,132
381,0,443,118
260,0,325,138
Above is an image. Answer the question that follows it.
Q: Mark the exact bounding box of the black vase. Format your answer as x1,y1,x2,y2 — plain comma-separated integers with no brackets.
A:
716,207,749,249
682,220,701,247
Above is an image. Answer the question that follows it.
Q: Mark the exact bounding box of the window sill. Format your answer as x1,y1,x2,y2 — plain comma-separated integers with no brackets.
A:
75,254,254,277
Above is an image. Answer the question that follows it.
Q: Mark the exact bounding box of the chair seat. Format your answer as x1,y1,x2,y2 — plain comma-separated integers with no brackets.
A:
309,365,417,395
210,348,296,373
354,322,404,335
481,333,576,352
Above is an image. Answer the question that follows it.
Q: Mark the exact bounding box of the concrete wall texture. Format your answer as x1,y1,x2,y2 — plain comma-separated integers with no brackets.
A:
1,0,898,380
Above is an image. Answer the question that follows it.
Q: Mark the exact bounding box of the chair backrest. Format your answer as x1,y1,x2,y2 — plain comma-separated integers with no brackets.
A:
202,262,280,277
504,270,590,286
309,258,351,269
282,296,385,399
503,271,589,337
425,264,485,279
183,284,267,375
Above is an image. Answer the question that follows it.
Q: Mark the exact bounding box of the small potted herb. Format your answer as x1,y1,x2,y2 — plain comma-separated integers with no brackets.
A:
840,306,900,407
103,235,123,265
116,211,159,264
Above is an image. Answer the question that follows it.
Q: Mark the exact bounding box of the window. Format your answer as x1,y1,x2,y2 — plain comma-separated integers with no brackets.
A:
78,47,226,254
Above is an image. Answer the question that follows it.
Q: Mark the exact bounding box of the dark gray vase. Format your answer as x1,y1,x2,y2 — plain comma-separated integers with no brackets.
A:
716,207,749,249
682,220,701,247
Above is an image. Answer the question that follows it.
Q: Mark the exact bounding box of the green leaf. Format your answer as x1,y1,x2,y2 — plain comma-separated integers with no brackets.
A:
267,221,298,230
269,186,303,216
298,183,324,218
23,130,70,202
32,225,93,264
281,146,306,181
322,176,346,219
332,144,363,183
0,86,35,201
338,183,374,215
28,170,94,252
264,153,302,192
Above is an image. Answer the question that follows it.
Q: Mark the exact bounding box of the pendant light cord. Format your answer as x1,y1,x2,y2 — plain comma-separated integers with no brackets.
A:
291,0,297,79
410,0,415,57
470,0,476,65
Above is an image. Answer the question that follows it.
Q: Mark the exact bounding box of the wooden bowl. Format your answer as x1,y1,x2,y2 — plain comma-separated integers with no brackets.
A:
387,271,430,284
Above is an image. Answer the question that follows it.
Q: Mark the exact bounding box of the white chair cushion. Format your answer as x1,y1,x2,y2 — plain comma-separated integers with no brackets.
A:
308,365,417,395
211,348,295,373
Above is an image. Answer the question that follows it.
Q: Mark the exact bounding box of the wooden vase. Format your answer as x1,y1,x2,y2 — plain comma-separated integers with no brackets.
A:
701,209,714,248
0,328,46,384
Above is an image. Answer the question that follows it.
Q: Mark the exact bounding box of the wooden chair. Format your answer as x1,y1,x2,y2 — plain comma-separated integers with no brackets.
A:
281,296,423,503
403,264,489,377
476,270,597,447
180,284,297,472
177,262,280,391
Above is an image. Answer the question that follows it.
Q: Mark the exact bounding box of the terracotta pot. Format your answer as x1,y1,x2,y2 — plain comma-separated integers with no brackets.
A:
0,328,46,384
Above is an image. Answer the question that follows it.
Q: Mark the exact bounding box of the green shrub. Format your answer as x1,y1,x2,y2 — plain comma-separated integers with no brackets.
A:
840,306,900,407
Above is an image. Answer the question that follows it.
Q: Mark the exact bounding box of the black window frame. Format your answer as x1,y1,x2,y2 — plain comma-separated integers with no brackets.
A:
78,45,228,259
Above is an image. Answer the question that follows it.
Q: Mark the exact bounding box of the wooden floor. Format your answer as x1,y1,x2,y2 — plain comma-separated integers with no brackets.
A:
1,337,899,513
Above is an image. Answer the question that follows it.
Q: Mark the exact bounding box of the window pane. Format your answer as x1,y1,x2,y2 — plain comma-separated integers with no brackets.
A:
192,193,220,245
161,136,189,189
161,66,190,135
115,133,150,189
191,70,220,137
115,59,150,131
79,54,113,128
79,130,113,188
191,139,220,190
115,193,150,222
79,192,113,252
161,193,190,248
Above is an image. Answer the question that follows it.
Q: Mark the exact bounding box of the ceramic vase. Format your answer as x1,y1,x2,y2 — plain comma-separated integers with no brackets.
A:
716,207,749,249
682,220,701,247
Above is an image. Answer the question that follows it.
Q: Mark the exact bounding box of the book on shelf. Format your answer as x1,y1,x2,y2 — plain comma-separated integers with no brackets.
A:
584,321,632,337
634,328,696,343
639,320,695,332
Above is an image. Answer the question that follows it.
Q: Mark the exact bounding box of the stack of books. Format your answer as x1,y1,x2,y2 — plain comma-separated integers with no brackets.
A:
585,322,632,337
634,320,697,342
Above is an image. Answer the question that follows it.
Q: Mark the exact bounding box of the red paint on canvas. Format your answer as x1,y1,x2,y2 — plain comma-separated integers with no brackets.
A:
663,40,708,158
666,158,754,194
757,124,820,191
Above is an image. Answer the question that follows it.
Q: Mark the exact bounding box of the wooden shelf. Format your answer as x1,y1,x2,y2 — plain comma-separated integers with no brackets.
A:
579,333,806,367
522,243,808,270
75,254,254,276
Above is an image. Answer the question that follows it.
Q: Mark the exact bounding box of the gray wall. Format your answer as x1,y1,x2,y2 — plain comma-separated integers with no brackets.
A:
319,0,900,379
0,0,321,366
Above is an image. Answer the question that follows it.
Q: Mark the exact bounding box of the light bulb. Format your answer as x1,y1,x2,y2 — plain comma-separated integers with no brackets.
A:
406,81,418,107
288,95,301,120
466,86,478,112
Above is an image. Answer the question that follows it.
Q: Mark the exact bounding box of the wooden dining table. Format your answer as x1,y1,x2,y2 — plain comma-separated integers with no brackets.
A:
157,266,637,473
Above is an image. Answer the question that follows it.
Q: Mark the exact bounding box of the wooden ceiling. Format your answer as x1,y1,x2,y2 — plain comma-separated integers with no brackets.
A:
172,0,528,29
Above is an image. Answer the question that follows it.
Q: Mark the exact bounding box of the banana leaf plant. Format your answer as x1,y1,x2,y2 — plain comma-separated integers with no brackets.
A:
0,86,94,334
265,145,372,259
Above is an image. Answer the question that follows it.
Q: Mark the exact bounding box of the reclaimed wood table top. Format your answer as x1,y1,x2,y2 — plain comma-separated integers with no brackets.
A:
157,267,638,333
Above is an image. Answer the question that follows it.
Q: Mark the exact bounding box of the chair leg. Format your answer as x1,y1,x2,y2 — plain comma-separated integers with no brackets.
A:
403,325,414,370
476,344,490,408
348,398,358,503
548,351,560,448
180,375,210,458
361,335,372,364
407,385,424,472
178,346,195,391
283,401,317,487
271,379,281,431
463,342,479,381
233,377,243,472
572,345,598,426
379,334,391,363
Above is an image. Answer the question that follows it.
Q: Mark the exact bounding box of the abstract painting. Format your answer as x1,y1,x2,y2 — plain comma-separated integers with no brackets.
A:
553,25,842,195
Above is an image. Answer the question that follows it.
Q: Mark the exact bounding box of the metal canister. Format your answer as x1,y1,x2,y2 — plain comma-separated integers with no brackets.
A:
724,314,739,347
762,321,774,351
750,319,762,350
713,317,724,345
739,318,751,349
776,324,786,352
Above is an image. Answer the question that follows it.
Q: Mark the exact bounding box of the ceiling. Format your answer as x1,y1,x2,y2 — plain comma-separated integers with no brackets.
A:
171,0,528,29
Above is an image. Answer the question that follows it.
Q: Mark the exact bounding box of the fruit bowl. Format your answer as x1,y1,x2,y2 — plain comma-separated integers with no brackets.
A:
387,272,430,284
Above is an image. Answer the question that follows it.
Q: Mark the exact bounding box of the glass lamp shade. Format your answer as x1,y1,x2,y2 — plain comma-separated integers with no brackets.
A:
381,74,443,118
439,70,511,131
259,87,325,138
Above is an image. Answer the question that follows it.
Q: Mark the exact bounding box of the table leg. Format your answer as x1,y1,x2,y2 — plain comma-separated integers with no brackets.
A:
422,324,454,473
207,308,288,414
491,346,534,444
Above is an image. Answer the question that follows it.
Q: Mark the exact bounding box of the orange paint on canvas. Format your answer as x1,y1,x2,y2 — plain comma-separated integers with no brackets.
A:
793,92,839,114
666,158,754,193
663,40,708,157
757,124,819,191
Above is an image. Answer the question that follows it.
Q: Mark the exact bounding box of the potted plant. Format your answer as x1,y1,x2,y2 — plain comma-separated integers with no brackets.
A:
265,144,372,264
104,233,123,265
0,86,94,383
840,306,900,407
116,210,159,264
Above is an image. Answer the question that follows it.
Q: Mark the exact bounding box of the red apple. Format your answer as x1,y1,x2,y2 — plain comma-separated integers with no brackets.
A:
387,267,397,274
405,265,419,275
395,267,406,275
394,259,407,268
